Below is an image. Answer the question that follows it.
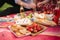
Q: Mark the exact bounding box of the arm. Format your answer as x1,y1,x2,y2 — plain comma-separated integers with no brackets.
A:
15,0,28,7
40,0,49,4
15,0,36,9
37,0,49,7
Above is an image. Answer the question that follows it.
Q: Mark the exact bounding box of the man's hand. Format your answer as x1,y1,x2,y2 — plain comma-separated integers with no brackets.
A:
23,3,36,9
29,3,36,9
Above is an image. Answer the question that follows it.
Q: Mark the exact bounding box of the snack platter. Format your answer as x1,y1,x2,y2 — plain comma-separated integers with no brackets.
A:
8,25,31,37
8,23,47,37
31,25,47,36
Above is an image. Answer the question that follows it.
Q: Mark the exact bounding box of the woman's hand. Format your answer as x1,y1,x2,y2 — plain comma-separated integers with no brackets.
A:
37,2,42,7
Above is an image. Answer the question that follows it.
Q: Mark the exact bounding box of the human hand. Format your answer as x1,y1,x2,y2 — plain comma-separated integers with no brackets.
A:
37,2,42,7
29,3,36,9
23,3,36,9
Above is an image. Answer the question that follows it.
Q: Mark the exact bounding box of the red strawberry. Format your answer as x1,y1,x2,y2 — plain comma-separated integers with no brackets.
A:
33,25,37,30
36,25,42,31
33,29,38,33
28,28,33,32
32,22,38,27
26,25,33,32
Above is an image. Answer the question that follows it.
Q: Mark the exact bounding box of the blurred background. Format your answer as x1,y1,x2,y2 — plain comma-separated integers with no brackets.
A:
0,3,12,12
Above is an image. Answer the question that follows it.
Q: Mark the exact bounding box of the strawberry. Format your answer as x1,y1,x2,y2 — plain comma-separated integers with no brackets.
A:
28,28,33,32
32,22,38,27
36,25,42,31
26,25,33,32
33,25,37,30
33,29,38,33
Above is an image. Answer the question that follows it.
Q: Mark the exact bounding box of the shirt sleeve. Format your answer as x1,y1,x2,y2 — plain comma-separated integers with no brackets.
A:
15,0,18,4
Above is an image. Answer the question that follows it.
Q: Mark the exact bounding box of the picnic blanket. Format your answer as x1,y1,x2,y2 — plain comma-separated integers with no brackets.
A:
0,27,60,40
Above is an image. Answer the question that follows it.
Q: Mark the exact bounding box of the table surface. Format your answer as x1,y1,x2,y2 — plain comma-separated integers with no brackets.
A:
0,26,60,40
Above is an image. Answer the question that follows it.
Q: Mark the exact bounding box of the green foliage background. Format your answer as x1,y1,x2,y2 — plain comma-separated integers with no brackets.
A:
0,3,12,11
